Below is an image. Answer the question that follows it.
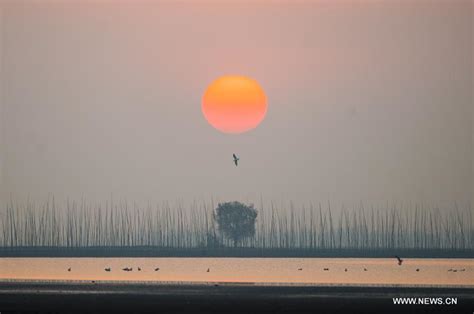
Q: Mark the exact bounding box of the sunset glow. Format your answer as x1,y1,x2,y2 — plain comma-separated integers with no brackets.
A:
202,76,267,134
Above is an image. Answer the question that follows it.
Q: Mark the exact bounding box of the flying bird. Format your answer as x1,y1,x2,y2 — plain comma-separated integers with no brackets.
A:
104,268,111,272
233,153,239,166
395,256,403,266
154,268,160,272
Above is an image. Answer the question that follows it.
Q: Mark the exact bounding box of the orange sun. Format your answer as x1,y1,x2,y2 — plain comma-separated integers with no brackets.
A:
202,75,267,134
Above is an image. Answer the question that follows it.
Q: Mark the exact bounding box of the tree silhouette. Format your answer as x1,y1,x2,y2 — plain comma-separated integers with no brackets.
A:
213,201,258,247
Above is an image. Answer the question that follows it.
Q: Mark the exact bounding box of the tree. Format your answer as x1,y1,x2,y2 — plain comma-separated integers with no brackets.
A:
213,201,258,247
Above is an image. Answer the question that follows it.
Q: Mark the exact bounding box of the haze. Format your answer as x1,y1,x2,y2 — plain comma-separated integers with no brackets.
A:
0,1,472,209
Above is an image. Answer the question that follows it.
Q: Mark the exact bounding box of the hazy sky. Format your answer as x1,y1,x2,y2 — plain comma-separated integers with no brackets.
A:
0,1,472,208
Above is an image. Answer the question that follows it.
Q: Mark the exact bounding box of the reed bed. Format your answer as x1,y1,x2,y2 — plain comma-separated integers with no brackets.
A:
0,199,472,250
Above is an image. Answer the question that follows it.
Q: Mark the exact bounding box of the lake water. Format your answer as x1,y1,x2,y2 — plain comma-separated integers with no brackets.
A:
0,258,473,287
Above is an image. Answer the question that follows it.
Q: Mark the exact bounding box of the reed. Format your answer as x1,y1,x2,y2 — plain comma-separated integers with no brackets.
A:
0,198,472,250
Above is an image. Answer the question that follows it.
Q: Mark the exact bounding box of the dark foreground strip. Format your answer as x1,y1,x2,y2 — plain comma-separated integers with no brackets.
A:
0,282,473,313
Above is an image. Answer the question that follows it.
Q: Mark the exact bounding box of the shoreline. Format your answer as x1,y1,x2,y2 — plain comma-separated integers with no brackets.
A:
1,278,474,289
1,247,473,258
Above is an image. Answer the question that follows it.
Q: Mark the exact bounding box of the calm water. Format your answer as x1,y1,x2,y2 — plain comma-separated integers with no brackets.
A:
1,258,473,287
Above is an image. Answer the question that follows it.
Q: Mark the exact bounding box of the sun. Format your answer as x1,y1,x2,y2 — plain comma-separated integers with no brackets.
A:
202,75,267,134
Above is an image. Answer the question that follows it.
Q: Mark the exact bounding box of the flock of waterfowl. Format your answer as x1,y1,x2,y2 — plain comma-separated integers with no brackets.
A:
67,266,206,272
118,267,158,272
65,257,469,274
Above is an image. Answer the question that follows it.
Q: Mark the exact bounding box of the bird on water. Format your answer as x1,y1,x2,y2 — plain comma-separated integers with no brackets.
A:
233,154,239,166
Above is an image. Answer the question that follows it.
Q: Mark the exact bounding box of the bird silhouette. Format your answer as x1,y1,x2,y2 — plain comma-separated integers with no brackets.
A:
233,154,239,166
298,268,303,271
416,268,420,272
67,268,71,272
323,268,329,271
364,268,368,271
138,267,141,271
154,268,160,271
207,268,210,272
105,268,111,272
395,256,403,266
344,268,348,272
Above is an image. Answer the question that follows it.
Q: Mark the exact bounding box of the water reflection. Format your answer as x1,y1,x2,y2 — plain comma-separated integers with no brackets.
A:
0,258,472,287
